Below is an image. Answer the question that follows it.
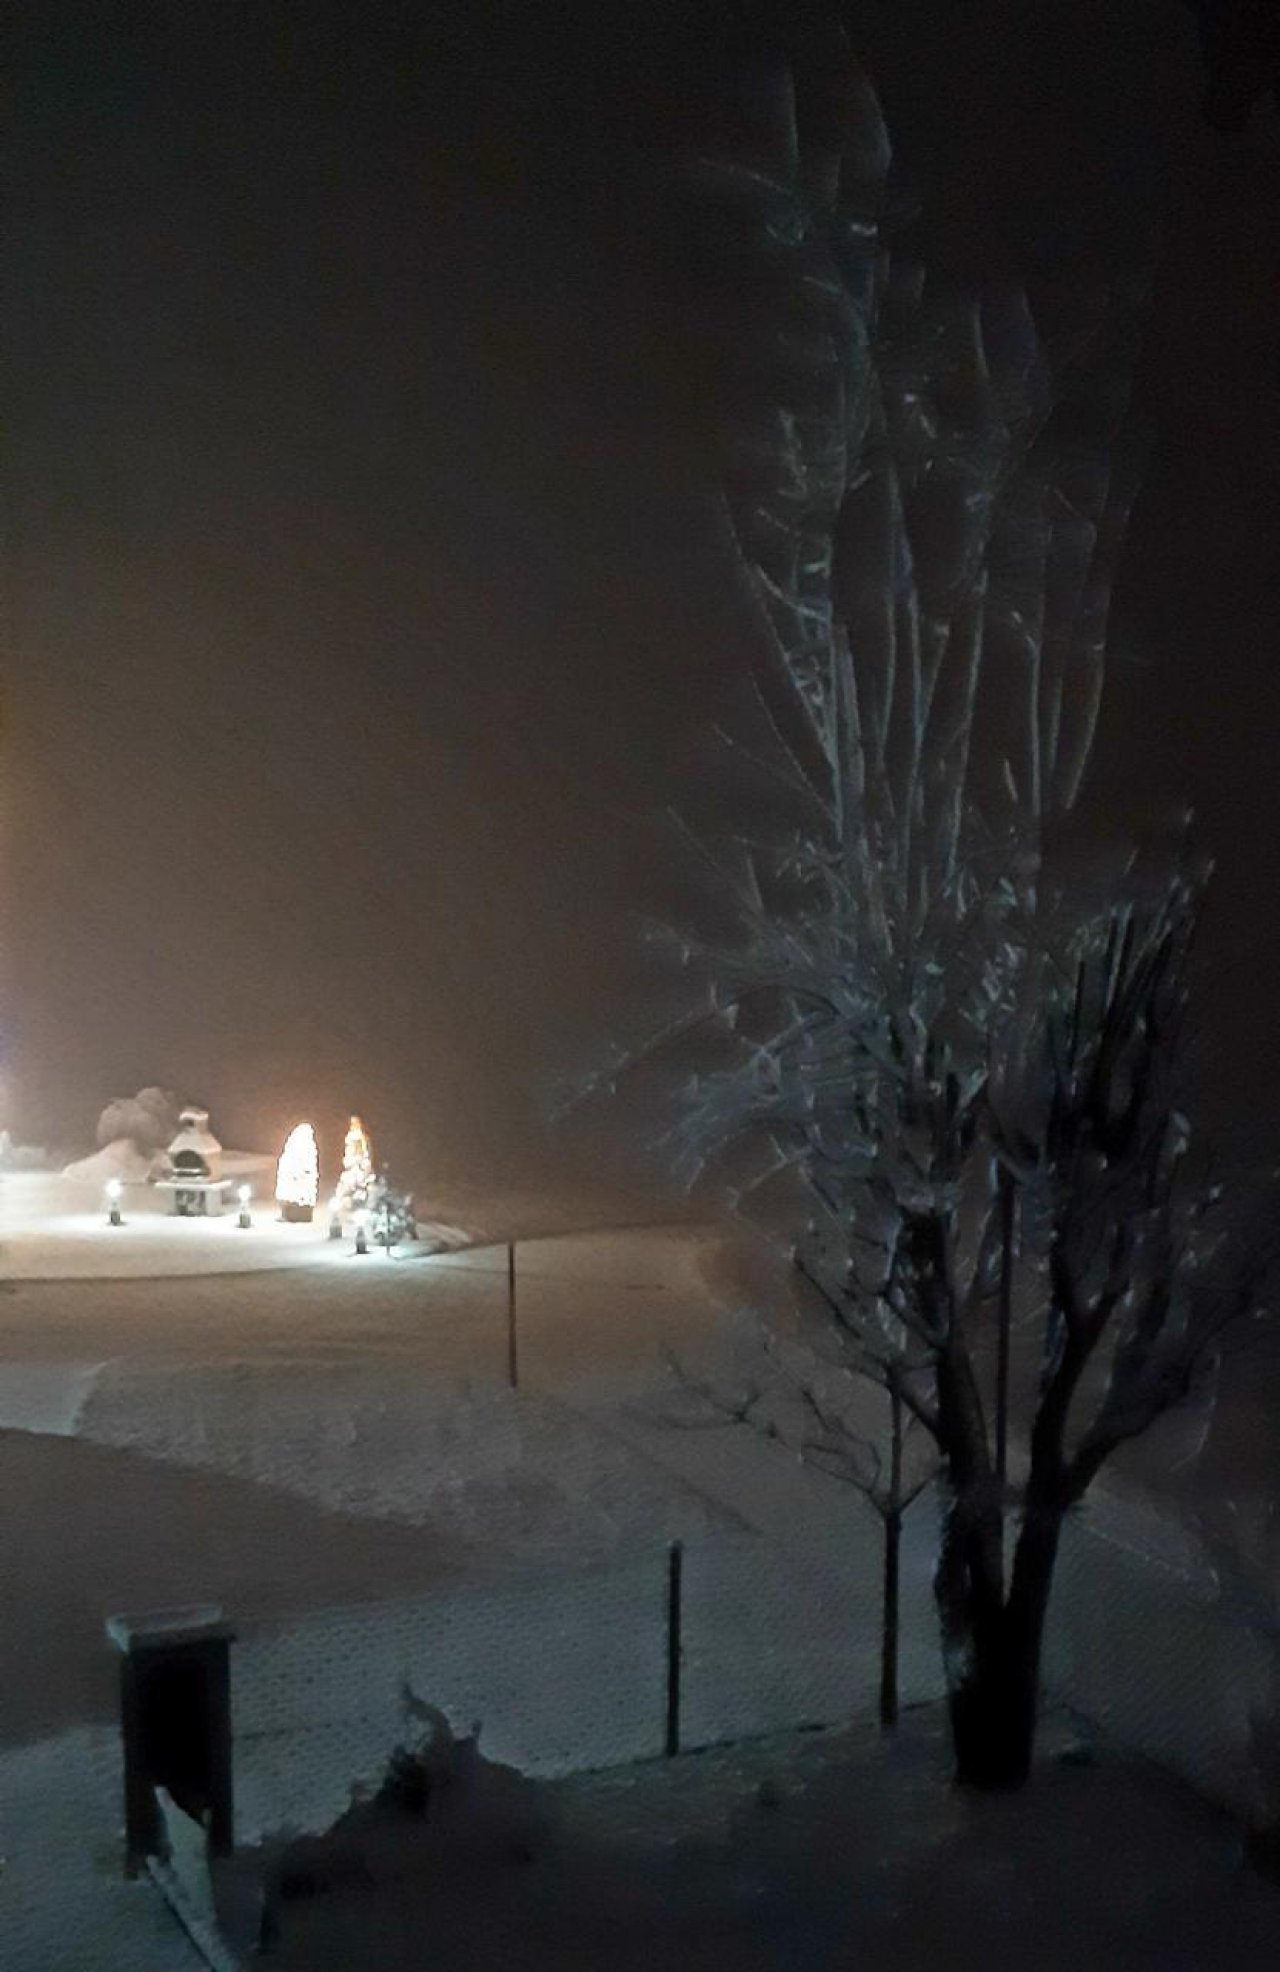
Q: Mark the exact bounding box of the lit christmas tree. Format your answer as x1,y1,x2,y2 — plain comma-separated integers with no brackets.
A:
275,1123,319,1223
336,1114,374,1210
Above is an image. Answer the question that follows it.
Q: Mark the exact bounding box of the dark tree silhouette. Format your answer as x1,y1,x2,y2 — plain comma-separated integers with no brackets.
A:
570,32,1280,1790
1183,0,1280,127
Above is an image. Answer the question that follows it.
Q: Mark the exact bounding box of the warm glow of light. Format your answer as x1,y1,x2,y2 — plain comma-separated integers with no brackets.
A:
105,1179,123,1201
237,1184,252,1205
337,1115,374,1207
275,1124,319,1209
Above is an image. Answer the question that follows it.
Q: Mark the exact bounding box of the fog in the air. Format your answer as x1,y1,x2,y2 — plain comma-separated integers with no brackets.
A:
6,1,1279,1206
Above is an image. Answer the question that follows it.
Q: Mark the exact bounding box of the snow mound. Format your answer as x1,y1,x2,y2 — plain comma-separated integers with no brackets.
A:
76,1364,735,1564
61,1141,158,1186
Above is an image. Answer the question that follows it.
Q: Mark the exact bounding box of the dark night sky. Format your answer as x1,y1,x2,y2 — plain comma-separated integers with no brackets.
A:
6,2,1280,1201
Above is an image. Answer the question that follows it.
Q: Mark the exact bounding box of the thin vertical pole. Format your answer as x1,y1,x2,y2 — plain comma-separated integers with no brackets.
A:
996,1165,1014,1490
506,1242,518,1390
665,1539,683,1757
880,1385,903,1729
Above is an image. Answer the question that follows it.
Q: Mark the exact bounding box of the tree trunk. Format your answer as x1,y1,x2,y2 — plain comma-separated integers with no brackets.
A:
945,1618,1041,1790
936,1500,1063,1790
880,1507,901,1728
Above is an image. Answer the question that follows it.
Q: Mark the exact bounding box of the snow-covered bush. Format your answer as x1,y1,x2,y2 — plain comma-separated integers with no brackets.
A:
95,1085,180,1154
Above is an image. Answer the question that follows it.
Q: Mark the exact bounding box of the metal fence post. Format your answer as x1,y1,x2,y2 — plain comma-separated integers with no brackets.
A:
665,1540,683,1757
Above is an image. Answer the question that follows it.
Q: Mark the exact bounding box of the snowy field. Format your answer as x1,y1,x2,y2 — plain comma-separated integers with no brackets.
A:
0,1166,698,1280
0,1167,472,1280
0,1198,785,1968
2,1182,1273,1970
0,1215,768,1753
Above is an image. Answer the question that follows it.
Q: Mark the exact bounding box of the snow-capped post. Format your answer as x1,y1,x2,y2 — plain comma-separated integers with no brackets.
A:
665,1539,683,1758
507,1243,518,1390
105,1178,123,1227
106,1607,235,1879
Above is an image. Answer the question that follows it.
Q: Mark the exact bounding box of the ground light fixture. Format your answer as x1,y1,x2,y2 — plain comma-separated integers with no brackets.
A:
237,1184,252,1230
354,1208,370,1256
105,1178,123,1227
327,1194,343,1240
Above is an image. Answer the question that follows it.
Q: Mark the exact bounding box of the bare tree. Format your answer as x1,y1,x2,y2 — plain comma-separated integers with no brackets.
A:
662,1313,940,1728
568,35,1279,1789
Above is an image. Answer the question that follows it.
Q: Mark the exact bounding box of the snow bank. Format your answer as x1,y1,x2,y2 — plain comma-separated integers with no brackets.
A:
61,1141,158,1186
0,1361,106,1436
75,1365,735,1563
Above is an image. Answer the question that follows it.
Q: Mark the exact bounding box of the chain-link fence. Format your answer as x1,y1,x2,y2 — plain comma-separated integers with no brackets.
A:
230,1506,945,1844
226,1489,1277,1846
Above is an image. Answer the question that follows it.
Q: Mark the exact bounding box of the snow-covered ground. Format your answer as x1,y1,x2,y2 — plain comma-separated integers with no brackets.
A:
0,1167,696,1281
0,1208,764,1967
1,1198,1271,1969
1,1727,207,1972
0,1219,797,1721
72,1364,740,1560
261,1703,1280,1970
0,1219,903,1657
0,1166,472,1280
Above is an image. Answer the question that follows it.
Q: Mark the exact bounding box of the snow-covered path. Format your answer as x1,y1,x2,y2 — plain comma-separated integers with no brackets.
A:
0,1729,206,1972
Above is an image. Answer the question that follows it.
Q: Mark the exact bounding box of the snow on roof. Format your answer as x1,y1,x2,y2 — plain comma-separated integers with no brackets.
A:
168,1114,224,1159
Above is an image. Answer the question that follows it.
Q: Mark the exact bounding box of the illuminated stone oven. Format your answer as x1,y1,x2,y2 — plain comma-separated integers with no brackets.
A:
158,1107,230,1216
